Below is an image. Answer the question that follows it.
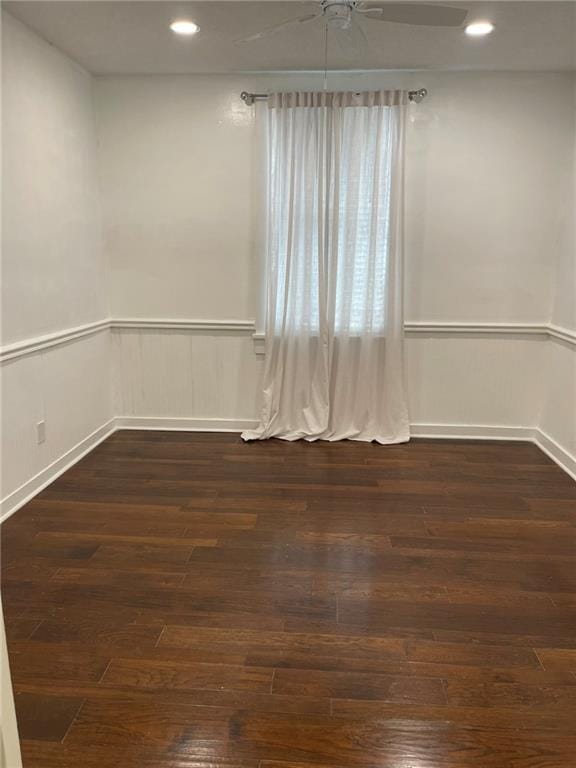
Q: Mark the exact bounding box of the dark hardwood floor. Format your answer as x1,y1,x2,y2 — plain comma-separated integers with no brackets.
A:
2,431,576,767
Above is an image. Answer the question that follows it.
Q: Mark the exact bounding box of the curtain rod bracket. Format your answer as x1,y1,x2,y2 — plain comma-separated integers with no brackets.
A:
240,91,256,106
241,88,428,106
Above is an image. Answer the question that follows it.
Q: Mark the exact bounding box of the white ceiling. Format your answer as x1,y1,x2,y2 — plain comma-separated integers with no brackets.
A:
4,1,576,74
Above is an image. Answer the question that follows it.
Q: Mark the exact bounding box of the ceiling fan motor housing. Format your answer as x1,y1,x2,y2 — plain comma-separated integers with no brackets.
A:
321,1,357,30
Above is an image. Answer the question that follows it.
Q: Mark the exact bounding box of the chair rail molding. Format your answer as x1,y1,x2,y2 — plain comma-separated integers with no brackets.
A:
2,318,574,363
253,321,576,354
0,319,111,363
110,318,255,333
547,324,576,345
404,321,551,336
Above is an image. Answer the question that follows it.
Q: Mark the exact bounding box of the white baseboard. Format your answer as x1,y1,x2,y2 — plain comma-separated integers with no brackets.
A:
411,422,575,481
117,419,536,441
0,419,116,524
2,419,573,525
115,416,259,432
533,428,576,482
109,419,576,482
410,423,536,441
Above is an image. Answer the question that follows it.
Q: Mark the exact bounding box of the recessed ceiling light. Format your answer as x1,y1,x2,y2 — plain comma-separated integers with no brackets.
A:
170,20,200,36
465,21,495,37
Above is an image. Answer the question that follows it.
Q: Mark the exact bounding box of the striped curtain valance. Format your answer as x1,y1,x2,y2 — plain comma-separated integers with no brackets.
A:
268,90,408,109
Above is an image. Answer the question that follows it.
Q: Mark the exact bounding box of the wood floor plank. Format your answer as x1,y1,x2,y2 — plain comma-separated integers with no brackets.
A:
158,625,406,661
444,679,576,708
2,432,575,767
404,639,542,667
329,699,576,730
338,598,576,636
13,693,85,742
21,740,259,768
272,667,447,704
101,657,274,694
535,648,576,672
29,619,163,648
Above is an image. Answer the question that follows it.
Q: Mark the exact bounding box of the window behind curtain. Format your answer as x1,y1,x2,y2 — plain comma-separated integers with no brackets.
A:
266,101,395,336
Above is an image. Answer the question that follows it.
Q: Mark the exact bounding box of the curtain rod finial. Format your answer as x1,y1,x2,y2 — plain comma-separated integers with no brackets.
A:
241,91,254,106
409,88,427,104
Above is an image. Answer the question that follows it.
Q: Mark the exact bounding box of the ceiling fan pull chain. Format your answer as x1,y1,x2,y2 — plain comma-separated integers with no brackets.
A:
324,21,328,91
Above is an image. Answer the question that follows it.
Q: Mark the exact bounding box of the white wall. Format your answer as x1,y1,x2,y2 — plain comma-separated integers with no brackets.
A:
97,71,573,445
97,71,573,324
403,72,571,324
549,74,576,334
1,13,113,511
2,13,107,342
539,74,575,465
97,75,256,321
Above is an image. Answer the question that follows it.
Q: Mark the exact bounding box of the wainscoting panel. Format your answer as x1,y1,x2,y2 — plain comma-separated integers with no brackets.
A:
112,324,557,451
111,329,264,422
1,330,113,514
405,334,547,431
539,338,576,466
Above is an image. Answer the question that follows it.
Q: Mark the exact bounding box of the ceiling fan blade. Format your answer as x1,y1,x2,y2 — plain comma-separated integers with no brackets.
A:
235,13,320,43
359,3,468,27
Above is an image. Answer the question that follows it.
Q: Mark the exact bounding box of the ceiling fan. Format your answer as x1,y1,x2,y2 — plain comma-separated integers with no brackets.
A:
236,1,469,44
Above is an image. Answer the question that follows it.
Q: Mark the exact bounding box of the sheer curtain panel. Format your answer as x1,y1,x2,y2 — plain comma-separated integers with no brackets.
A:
243,90,410,444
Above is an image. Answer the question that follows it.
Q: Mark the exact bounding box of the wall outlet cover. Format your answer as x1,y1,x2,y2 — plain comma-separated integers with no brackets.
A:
37,420,46,444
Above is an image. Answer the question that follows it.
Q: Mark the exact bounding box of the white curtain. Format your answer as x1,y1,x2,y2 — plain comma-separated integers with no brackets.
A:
242,90,410,444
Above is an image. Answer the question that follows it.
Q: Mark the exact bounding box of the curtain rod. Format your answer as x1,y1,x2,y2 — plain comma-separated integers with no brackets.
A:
241,88,428,105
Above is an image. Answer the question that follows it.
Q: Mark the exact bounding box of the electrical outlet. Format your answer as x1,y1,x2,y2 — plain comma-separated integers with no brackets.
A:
37,420,46,444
